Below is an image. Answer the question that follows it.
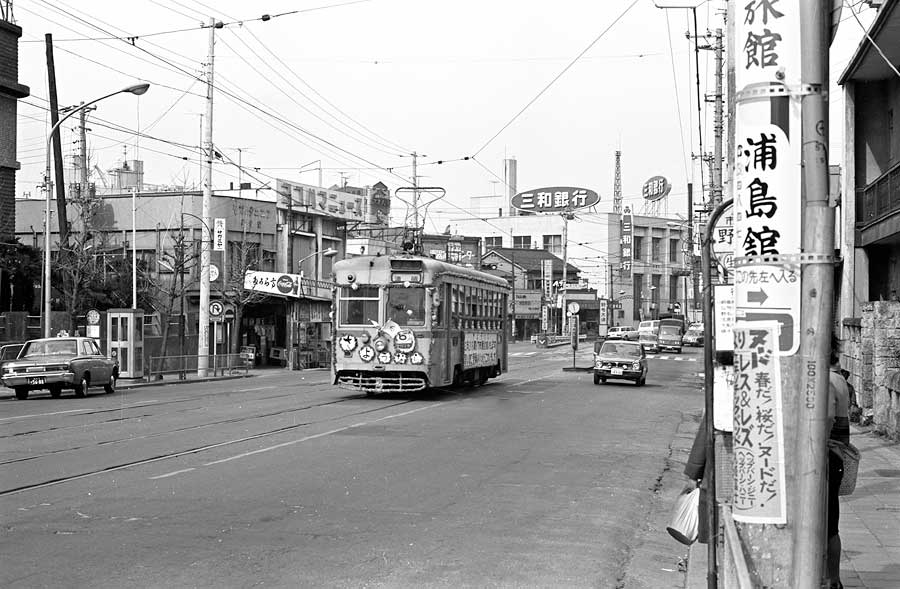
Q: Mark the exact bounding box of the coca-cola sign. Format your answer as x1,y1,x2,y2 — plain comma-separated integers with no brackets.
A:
276,275,295,294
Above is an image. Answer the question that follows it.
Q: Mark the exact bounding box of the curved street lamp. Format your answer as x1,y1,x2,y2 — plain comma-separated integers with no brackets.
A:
42,83,150,337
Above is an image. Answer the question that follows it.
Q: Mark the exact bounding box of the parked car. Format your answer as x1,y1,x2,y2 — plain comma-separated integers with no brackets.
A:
658,324,683,353
639,331,660,354
683,325,704,347
0,342,24,372
592,340,648,386
1,337,118,400
621,326,640,341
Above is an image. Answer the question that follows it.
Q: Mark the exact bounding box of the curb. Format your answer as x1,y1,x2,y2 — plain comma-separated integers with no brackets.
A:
0,373,258,400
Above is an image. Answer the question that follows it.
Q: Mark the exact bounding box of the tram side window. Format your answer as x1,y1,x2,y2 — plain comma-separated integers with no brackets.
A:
339,286,380,325
387,287,426,326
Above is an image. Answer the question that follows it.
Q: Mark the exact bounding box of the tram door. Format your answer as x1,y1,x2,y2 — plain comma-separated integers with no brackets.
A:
107,309,144,379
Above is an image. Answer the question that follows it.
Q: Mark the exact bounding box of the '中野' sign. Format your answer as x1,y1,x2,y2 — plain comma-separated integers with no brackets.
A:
510,186,599,213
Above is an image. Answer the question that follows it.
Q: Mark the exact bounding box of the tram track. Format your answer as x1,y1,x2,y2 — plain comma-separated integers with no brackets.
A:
0,397,420,497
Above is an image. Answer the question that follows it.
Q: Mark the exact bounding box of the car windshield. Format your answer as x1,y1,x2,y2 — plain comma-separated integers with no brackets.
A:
599,342,642,358
22,340,78,357
660,326,680,336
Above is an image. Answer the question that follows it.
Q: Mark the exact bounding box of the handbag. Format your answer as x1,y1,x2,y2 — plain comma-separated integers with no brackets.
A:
827,439,861,496
666,487,700,545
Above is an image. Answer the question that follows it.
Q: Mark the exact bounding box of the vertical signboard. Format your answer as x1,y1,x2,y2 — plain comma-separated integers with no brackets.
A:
620,207,633,277
732,321,787,524
541,259,552,331
714,284,735,352
213,218,226,252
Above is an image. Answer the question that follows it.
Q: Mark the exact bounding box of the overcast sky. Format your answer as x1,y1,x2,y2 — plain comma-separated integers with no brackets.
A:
15,0,877,234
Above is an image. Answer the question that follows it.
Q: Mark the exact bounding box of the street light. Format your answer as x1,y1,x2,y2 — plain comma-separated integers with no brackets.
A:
42,83,150,337
297,247,338,279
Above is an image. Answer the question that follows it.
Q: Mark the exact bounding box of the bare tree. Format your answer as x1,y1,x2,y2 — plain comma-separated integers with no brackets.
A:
217,235,269,355
142,231,199,359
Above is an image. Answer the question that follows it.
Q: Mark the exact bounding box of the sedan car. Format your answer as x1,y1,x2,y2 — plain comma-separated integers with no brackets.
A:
605,326,627,340
0,342,24,372
2,337,118,400
639,331,660,354
683,326,704,347
593,340,648,386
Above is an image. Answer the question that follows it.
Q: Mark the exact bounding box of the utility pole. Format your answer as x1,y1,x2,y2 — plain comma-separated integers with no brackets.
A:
793,1,834,585
44,34,69,251
411,151,419,230
711,28,724,206
77,105,96,199
198,17,219,377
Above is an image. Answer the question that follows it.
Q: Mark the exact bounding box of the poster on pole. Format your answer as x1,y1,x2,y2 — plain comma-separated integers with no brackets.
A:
213,218,226,251
731,321,787,524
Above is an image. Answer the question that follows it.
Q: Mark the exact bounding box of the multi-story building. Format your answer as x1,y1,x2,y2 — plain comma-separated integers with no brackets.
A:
837,0,900,438
451,208,693,330
0,6,28,242
11,173,394,370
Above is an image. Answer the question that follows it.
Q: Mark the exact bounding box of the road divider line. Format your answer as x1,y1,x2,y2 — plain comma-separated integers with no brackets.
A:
202,403,444,467
148,468,196,480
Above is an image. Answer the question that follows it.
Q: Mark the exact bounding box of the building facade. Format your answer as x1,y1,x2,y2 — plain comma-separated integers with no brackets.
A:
838,0,900,438
0,8,29,240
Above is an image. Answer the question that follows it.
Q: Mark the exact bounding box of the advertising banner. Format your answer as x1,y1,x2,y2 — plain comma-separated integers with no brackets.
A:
620,207,633,276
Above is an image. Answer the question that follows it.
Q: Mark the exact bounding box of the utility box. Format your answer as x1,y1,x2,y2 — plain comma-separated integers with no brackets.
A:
107,309,144,379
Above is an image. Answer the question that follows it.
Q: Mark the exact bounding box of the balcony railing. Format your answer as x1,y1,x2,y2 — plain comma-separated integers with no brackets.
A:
856,160,900,227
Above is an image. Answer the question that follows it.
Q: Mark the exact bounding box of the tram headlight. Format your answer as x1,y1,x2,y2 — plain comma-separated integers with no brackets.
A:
360,332,371,344
374,338,388,352
409,352,424,365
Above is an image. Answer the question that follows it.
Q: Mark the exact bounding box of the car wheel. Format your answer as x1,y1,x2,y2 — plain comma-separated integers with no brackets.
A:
593,373,600,385
50,386,62,398
74,375,89,397
14,387,28,400
104,374,117,394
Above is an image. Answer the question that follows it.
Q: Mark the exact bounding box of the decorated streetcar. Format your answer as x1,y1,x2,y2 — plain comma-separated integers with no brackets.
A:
332,253,510,395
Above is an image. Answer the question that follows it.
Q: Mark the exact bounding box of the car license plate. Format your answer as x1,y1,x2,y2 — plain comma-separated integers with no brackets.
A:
28,377,45,385
611,368,623,376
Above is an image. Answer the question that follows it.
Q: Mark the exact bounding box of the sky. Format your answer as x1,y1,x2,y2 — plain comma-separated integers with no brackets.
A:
14,0,879,238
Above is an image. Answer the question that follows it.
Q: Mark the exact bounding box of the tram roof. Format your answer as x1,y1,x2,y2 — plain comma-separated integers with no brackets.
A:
334,254,509,289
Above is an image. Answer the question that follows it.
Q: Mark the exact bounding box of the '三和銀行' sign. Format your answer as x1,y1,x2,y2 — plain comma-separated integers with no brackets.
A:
731,321,787,524
511,186,599,213
642,176,671,202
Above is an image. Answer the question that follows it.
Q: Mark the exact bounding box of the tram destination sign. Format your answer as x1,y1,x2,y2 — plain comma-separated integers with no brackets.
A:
511,186,600,213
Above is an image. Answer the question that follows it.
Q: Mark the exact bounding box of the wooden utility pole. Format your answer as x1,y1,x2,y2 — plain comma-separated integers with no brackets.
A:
44,34,69,250
711,28,724,206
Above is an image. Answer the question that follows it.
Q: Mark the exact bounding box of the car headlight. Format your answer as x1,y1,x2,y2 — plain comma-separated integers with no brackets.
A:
374,338,388,352
632,361,641,370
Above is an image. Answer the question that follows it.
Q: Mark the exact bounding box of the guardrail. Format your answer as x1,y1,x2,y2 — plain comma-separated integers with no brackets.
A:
147,353,251,381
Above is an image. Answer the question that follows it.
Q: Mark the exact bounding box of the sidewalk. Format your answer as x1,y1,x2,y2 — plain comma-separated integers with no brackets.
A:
686,425,900,588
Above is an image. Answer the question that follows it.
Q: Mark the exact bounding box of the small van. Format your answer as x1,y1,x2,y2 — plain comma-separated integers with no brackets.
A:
638,320,660,335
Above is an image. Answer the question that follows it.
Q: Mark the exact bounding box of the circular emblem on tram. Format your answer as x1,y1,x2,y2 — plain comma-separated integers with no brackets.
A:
358,345,375,362
409,352,424,365
339,334,358,353
394,329,416,352
393,352,408,364
377,351,392,364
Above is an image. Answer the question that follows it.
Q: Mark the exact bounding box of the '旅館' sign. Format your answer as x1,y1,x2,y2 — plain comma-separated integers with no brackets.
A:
511,186,599,213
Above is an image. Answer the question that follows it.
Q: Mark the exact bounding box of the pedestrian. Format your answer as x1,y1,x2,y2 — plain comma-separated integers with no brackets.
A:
826,336,851,589
683,410,709,544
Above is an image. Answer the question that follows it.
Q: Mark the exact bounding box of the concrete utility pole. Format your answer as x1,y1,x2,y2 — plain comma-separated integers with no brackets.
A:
711,28,724,206
793,2,835,585
77,105,95,198
198,17,219,377
411,151,419,230
44,34,69,251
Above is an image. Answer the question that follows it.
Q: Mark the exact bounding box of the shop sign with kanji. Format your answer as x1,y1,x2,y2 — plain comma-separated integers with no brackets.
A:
511,186,600,213
736,0,801,89
731,321,787,524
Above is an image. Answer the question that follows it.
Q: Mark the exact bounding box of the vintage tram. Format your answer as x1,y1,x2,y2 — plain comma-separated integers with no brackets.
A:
332,254,510,394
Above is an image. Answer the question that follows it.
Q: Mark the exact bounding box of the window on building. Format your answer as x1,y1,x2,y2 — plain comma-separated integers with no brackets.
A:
526,278,542,290
651,237,661,261
542,234,562,255
651,275,661,304
669,239,679,263
513,235,531,249
484,236,502,249
669,275,679,307
633,236,643,260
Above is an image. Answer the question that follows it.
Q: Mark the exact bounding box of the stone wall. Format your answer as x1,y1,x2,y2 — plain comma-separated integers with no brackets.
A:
843,302,900,439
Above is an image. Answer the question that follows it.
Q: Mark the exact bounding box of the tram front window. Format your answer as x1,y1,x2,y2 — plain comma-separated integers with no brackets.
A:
339,286,380,325
387,287,425,326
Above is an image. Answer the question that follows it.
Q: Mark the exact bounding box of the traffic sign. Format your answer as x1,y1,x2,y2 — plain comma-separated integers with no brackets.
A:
223,307,235,322
209,300,224,318
210,264,220,282
733,264,800,355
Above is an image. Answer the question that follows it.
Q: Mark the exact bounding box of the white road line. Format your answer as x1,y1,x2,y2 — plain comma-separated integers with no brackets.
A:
240,386,278,392
202,402,444,467
148,468,196,480
0,400,159,422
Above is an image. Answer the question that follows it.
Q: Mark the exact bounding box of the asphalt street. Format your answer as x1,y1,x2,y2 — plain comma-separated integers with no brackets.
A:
0,341,705,588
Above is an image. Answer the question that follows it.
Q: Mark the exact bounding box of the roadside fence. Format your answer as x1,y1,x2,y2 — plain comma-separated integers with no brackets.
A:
147,353,251,381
